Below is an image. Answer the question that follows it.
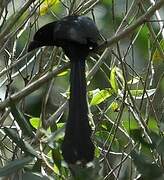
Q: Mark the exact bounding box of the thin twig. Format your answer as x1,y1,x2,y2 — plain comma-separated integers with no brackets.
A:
0,0,163,111
96,0,164,52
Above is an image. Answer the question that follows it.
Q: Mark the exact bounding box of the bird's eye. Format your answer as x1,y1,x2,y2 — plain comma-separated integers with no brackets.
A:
89,46,93,50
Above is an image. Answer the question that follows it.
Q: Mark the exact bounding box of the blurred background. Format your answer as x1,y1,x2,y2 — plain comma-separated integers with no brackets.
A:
0,0,164,179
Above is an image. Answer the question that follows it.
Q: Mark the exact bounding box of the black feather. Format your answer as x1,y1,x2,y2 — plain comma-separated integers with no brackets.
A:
28,16,100,164
61,43,95,164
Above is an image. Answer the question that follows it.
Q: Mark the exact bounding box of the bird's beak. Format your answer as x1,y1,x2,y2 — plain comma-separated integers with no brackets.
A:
28,40,43,52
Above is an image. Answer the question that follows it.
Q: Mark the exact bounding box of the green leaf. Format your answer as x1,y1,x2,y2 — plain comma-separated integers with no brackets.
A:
90,88,113,105
95,131,119,151
89,88,100,97
128,77,140,84
57,123,65,129
0,156,33,177
97,119,112,132
130,89,156,99
148,118,158,132
54,163,60,175
149,132,164,154
130,129,150,147
32,159,42,172
39,0,60,16
122,118,139,132
94,146,101,158
57,70,68,77
69,162,102,180
102,0,112,5
4,127,24,147
131,151,163,179
4,128,39,158
136,26,149,55
109,101,119,112
157,139,164,154
110,67,118,93
153,39,164,63
23,141,40,158
115,67,125,87
10,103,34,137
29,117,41,129
52,148,61,173
22,172,50,180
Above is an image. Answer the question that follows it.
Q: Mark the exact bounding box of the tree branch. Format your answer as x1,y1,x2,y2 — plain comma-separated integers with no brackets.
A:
96,0,164,51
0,0,37,45
0,0,163,110
0,63,69,110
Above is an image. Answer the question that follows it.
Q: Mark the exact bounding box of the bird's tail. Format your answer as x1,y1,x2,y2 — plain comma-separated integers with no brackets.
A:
62,59,95,164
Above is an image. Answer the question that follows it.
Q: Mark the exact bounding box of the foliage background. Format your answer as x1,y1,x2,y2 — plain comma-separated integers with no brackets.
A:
0,0,164,179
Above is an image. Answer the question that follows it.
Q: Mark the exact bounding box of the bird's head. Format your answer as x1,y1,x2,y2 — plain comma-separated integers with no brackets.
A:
28,16,100,53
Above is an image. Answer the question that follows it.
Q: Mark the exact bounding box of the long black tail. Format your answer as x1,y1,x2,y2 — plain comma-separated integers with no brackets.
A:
62,59,95,164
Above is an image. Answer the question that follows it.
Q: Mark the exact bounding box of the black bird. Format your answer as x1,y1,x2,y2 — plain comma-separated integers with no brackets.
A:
28,15,100,164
